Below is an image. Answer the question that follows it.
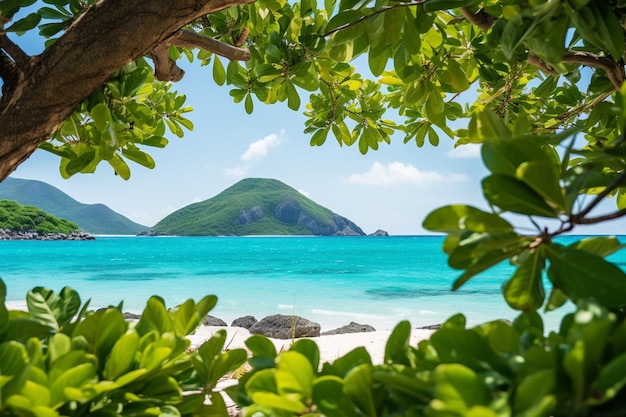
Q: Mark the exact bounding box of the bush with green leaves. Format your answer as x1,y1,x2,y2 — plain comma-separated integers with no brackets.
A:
0,279,247,417
229,299,626,417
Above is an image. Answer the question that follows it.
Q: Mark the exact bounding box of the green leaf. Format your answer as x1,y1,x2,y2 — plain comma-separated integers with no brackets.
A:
26,286,81,331
244,93,254,114
142,135,169,148
285,79,301,111
213,56,226,86
326,10,363,33
251,391,306,413
73,308,127,362
482,174,558,218
384,320,410,364
590,352,626,404
91,103,113,133
513,370,557,416
423,205,513,233
121,149,156,169
136,296,173,336
0,341,30,398
313,375,348,416
438,59,470,92
276,351,314,398
104,330,139,380
108,154,131,180
246,334,277,360
344,364,377,416
428,364,490,413
321,346,372,378
49,363,97,407
5,12,40,33
546,246,626,309
502,249,546,311
290,339,320,372
516,161,566,212
569,236,626,258
207,349,248,387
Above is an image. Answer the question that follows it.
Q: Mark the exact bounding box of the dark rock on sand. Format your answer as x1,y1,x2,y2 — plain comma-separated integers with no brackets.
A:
417,323,442,330
249,314,321,339
203,315,228,326
231,315,257,329
124,312,141,320
321,321,376,335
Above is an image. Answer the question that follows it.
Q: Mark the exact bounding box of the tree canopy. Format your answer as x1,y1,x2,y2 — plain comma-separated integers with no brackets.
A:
3,0,626,415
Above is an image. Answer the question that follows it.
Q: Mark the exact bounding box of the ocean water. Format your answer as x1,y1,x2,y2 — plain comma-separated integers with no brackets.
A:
0,235,612,332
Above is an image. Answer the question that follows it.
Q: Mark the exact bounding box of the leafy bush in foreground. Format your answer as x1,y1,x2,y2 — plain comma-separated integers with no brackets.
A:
230,301,626,417
0,280,246,417
3,275,626,417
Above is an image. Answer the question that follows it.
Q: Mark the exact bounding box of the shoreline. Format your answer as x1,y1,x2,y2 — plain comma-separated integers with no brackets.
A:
188,325,436,364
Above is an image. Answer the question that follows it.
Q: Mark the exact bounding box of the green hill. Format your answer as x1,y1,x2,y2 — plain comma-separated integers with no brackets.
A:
0,200,80,234
0,177,149,235
146,178,365,236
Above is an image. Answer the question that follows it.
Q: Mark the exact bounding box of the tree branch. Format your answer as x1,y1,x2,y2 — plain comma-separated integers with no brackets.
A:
321,1,426,37
526,50,624,89
526,52,559,76
0,0,257,182
170,29,250,61
576,170,626,220
151,44,185,82
459,7,497,31
573,208,626,225
0,32,30,68
561,50,624,89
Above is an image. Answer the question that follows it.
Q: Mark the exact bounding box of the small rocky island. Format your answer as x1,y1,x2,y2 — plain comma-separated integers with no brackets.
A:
0,200,94,240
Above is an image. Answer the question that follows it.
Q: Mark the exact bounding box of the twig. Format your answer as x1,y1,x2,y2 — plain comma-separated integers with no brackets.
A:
575,170,626,219
573,208,626,225
321,0,426,37
171,29,250,61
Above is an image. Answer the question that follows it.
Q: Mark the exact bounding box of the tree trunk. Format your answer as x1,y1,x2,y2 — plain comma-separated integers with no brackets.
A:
0,0,253,181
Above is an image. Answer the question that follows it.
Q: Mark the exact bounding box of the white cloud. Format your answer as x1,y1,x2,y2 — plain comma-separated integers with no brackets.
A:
224,130,286,177
447,143,481,158
347,161,467,186
241,131,284,162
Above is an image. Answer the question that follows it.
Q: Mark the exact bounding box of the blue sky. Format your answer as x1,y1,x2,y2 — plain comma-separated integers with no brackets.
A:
7,23,626,235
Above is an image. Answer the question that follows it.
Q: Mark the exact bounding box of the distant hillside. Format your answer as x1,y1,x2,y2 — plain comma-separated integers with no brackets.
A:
146,178,365,236
0,177,149,235
0,200,80,234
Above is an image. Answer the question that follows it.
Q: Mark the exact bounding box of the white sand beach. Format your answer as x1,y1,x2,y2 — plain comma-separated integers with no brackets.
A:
188,325,436,364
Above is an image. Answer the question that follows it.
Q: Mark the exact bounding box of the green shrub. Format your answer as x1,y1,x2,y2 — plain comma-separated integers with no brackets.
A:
0,279,246,417
231,302,626,417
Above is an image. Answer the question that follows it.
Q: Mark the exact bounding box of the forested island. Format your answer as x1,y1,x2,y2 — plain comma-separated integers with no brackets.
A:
0,200,93,240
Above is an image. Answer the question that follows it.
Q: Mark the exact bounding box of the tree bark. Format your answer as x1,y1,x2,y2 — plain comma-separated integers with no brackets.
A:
0,0,253,181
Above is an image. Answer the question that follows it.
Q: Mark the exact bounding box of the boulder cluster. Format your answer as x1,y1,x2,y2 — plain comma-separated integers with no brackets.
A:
0,229,95,240
202,313,377,340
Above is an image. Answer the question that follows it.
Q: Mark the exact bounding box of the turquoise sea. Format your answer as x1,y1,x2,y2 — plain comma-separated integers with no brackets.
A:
0,235,612,332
